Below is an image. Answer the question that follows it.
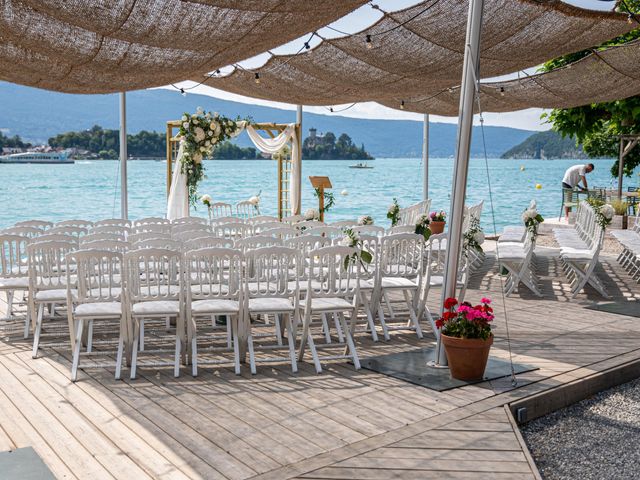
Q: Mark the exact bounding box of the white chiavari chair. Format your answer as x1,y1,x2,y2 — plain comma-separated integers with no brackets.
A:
235,235,283,253
236,200,260,219
91,225,130,237
295,220,325,231
133,217,170,227
352,225,385,236
171,222,211,236
132,238,183,250
47,225,88,241
330,220,358,228
127,231,170,244
303,226,343,239
213,223,252,240
31,233,78,247
282,214,304,224
172,216,207,225
251,221,284,234
55,219,94,229
183,237,233,250
15,220,53,230
172,230,216,243
209,202,233,218
247,215,279,225
94,218,131,228
80,239,129,254
131,223,171,235
2,226,43,238
0,234,31,335
388,225,416,234
261,226,299,241
211,216,244,226
81,232,126,244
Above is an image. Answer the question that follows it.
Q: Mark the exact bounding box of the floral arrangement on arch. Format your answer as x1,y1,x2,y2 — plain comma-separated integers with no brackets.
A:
463,217,485,256
521,200,544,239
586,197,614,228
178,107,246,206
415,213,431,240
340,228,373,271
437,297,494,340
387,198,401,227
430,210,446,222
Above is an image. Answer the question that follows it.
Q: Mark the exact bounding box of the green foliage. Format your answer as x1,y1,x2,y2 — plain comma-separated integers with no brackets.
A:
0,131,30,150
314,188,335,214
540,2,640,177
302,131,373,160
610,198,628,215
501,130,586,159
212,141,259,159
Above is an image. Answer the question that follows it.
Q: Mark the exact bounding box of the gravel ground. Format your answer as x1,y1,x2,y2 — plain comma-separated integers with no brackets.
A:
521,377,640,480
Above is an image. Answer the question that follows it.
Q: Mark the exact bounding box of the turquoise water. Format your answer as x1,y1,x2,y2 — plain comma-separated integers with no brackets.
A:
0,157,635,232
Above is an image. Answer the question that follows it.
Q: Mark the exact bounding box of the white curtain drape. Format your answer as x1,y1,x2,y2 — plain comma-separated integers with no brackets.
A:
166,141,189,220
166,122,300,219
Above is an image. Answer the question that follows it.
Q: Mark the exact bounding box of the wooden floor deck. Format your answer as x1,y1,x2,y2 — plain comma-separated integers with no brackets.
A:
1,249,640,479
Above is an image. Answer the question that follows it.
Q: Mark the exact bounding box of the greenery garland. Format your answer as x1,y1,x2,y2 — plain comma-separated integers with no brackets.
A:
314,188,335,214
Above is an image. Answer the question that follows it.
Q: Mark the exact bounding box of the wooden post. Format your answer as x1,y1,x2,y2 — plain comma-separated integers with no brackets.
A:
309,176,332,222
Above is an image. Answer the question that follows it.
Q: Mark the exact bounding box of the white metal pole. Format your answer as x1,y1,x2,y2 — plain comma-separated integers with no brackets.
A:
435,0,484,366
295,104,303,215
119,92,128,220
422,113,429,200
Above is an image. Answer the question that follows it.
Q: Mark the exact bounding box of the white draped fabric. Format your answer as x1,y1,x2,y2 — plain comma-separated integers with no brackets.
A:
166,141,189,220
166,122,300,220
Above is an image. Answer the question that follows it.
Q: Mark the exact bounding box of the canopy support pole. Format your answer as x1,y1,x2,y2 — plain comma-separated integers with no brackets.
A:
435,0,484,367
295,105,303,215
618,136,640,199
422,113,429,200
119,92,128,220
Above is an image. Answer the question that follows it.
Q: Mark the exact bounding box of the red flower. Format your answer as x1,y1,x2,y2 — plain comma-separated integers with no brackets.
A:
442,311,455,321
435,319,444,328
443,297,458,309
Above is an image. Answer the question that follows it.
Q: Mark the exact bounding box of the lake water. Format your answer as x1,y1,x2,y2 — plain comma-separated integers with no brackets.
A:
0,157,634,232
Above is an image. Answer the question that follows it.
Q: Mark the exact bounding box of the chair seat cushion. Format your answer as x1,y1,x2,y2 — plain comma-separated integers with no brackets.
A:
35,288,77,302
88,287,122,299
0,276,29,289
132,300,180,315
76,302,122,317
300,297,353,311
560,249,594,261
380,277,418,289
248,297,294,313
191,299,240,314
428,275,464,287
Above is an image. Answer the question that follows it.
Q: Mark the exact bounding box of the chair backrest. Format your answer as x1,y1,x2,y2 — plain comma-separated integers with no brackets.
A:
27,240,76,290
2,226,43,238
55,219,94,229
81,232,125,244
282,214,304,224
306,245,360,299
132,223,171,235
251,221,284,234
125,248,182,302
172,230,216,243
171,216,207,225
15,220,53,230
171,223,211,236
379,233,424,279
245,246,299,299
213,223,252,239
31,233,79,247
94,218,131,228
183,236,233,250
236,200,260,219
388,225,416,235
330,220,358,228
261,226,299,240
0,234,30,278
209,202,233,218
247,215,279,225
399,199,431,227
357,234,380,280
234,235,283,253
132,238,183,250
304,226,343,238
127,231,170,244
47,225,88,239
68,249,123,305
80,239,129,253
284,235,331,259
211,216,244,225
91,225,130,236
296,220,325,231
352,225,385,236
133,217,170,227
185,247,243,301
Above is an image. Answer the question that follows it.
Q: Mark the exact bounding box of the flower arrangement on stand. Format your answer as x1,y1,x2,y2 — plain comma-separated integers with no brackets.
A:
248,191,261,213
178,107,245,206
463,217,485,256
358,215,374,226
201,194,213,223
387,198,401,227
340,228,372,271
521,200,544,240
415,214,432,240
429,210,447,234
437,297,494,381
586,197,614,228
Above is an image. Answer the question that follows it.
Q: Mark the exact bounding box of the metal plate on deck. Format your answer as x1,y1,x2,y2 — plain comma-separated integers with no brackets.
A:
361,347,537,391
586,302,640,317
0,447,56,480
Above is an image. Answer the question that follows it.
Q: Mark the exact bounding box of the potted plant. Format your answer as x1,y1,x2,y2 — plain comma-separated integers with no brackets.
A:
429,210,446,234
437,297,494,381
609,198,628,229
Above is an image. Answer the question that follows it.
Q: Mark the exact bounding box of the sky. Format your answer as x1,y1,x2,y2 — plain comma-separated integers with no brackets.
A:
163,0,617,132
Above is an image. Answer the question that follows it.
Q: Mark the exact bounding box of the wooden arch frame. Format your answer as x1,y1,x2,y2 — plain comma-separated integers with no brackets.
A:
166,121,301,219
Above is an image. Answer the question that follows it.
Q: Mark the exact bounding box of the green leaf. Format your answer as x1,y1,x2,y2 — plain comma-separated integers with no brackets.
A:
360,250,373,264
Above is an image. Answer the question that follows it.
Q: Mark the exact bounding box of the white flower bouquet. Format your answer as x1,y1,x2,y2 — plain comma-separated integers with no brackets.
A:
415,213,431,240
387,198,401,227
521,200,544,239
341,228,372,271
358,215,374,226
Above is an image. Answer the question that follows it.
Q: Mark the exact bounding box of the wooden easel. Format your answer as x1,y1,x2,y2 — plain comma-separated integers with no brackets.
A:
309,176,332,222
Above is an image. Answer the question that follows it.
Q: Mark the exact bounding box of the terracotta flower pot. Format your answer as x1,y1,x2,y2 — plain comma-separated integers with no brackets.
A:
430,220,445,234
441,334,493,381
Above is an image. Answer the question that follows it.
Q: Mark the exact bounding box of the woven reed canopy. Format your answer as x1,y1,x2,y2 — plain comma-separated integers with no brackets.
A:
381,39,640,115
197,0,634,106
0,0,367,93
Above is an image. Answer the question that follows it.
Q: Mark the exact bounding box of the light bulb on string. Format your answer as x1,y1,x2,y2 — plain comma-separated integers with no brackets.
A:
628,13,634,24
329,107,334,113
254,72,261,84
400,100,405,110
180,88,186,97
499,87,505,97
304,42,310,50
365,34,372,49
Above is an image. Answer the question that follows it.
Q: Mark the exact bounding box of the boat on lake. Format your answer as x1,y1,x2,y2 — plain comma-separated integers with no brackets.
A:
0,151,74,164
349,162,373,169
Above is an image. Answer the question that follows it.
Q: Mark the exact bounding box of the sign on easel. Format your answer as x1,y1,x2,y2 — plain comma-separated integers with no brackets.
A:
309,176,332,222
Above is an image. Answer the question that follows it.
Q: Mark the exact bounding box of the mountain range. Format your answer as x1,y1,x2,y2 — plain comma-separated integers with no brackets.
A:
0,82,536,158
501,130,586,159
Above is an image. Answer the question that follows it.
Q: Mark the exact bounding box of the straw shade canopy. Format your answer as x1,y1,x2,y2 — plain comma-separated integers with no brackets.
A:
0,0,368,93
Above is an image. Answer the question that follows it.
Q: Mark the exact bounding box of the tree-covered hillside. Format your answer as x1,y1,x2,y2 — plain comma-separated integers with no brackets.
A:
501,130,586,159
0,131,30,150
302,131,373,160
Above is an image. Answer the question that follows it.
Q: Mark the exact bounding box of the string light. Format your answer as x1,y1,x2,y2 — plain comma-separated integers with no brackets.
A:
629,13,634,24
254,72,261,84
180,88,186,97
215,69,221,74
400,100,405,109
329,107,334,112
499,86,505,96
304,42,310,50
365,34,372,49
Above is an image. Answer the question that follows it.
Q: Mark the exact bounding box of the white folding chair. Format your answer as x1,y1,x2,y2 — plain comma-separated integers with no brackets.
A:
247,215,279,225
80,239,129,254
125,248,184,379
2,226,43,238
47,225,88,241
67,250,127,381
185,247,244,376
15,220,53,230
31,233,78,247
298,245,362,373
303,226,343,239
245,246,300,374
131,223,171,235
235,235,283,253
387,225,416,234
296,220,325,231
352,225,385,236
261,226,299,240
128,231,171,244
499,230,542,297
282,214,304,224
81,232,125,244
91,225,130,236
171,222,211,237
172,216,207,225
0,235,31,335
330,220,358,228
172,229,216,243
183,237,233,250
209,202,234,218
213,223,252,240
132,238,183,250
251,221,284,234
